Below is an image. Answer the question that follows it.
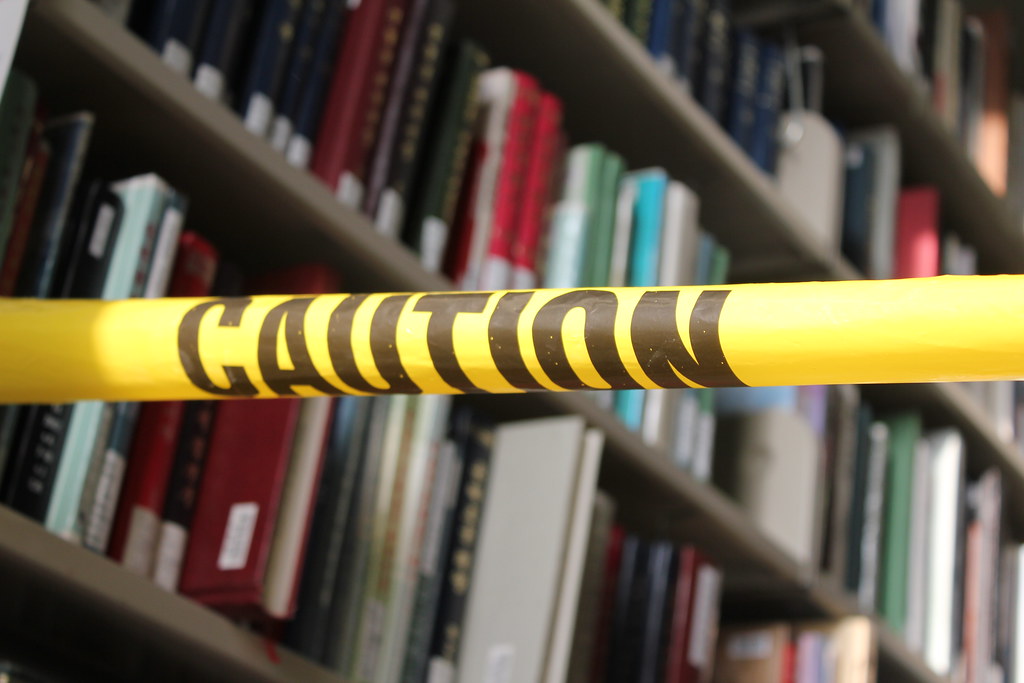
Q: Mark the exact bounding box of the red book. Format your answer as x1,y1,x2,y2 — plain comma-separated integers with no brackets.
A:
510,91,564,290
664,547,722,683
477,71,540,290
107,232,219,571
589,524,626,683
310,0,407,208
179,264,340,620
894,186,940,279
0,115,49,296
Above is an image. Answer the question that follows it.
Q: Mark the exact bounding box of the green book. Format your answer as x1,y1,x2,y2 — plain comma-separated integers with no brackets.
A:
0,69,37,264
404,41,489,273
877,411,922,632
584,149,624,287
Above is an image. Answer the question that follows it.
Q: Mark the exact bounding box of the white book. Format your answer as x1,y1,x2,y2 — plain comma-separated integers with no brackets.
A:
263,396,333,618
457,415,595,683
543,428,604,683
606,178,637,288
904,436,932,652
460,68,517,290
377,395,452,683
858,422,890,611
923,428,964,675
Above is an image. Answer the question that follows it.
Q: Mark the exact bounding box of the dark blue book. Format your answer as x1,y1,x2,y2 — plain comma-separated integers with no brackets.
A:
749,39,784,173
267,0,328,151
725,28,759,154
646,0,677,73
193,0,257,102
285,394,369,660
285,0,348,168
135,1,212,75
672,0,707,92
639,541,678,683
605,534,650,681
841,138,877,270
695,0,731,122
235,0,304,137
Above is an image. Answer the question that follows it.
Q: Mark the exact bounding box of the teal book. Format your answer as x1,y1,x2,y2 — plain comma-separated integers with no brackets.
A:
877,411,922,633
45,174,173,540
543,144,604,289
614,168,667,431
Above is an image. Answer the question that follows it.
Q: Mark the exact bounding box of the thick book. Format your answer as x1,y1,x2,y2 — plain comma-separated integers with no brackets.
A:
543,143,604,290
894,186,940,279
285,0,349,168
311,0,405,207
404,40,488,272
425,416,494,683
234,0,302,137
267,0,330,151
457,416,602,683
192,0,257,102
178,263,339,618
363,0,451,228
107,231,219,573
510,91,564,289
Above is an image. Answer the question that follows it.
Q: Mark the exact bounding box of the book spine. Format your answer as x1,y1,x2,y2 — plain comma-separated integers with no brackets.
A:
236,0,302,137
0,70,37,260
408,42,487,273
373,0,454,239
425,422,493,681
268,0,329,151
193,0,257,102
161,0,213,75
673,0,707,93
725,29,759,154
80,401,140,553
627,0,655,44
363,0,438,223
696,0,731,123
310,0,393,204
510,92,564,289
750,40,784,174
286,0,348,168
14,113,95,298
479,73,541,291
0,120,49,296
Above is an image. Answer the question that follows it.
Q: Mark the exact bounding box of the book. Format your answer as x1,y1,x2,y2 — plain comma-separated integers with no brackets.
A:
877,411,922,633
664,547,722,683
311,0,406,207
285,0,349,168
372,0,454,240
894,186,940,279
605,534,651,681
403,40,488,273
456,413,598,683
0,70,36,264
749,39,784,174
0,0,28,97
694,0,731,123
0,112,49,297
725,29,759,154
510,91,564,289
971,8,1011,195
844,126,900,279
234,0,302,137
672,0,708,94
544,143,604,290
267,0,329,151
178,263,339,618
425,415,493,683
579,148,624,289
192,0,257,102
713,623,792,683
152,0,212,76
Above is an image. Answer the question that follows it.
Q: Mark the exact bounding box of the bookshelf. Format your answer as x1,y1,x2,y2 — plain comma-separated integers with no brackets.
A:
3,0,1021,681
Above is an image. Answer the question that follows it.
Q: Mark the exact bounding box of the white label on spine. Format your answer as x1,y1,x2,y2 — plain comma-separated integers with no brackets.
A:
161,39,192,76
688,565,722,667
426,658,454,683
85,448,127,552
483,644,515,683
269,115,293,153
123,506,161,576
726,630,773,661
153,523,187,590
194,64,225,101
88,204,117,258
691,411,716,482
218,502,259,570
243,93,274,137
337,172,364,208
286,135,313,169
375,187,404,239
419,217,449,273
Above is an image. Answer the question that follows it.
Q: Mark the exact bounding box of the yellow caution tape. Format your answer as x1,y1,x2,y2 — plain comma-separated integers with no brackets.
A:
1,275,1021,403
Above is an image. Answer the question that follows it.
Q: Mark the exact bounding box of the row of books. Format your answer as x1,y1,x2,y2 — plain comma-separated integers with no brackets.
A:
709,380,1024,682
596,0,788,174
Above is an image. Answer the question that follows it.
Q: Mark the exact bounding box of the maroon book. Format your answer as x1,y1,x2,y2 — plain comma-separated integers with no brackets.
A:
107,232,220,571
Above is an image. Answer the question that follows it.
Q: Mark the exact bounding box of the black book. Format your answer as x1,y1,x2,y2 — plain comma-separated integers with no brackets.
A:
672,0,708,92
605,534,650,681
235,0,304,137
193,0,258,102
694,0,731,123
267,0,328,151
